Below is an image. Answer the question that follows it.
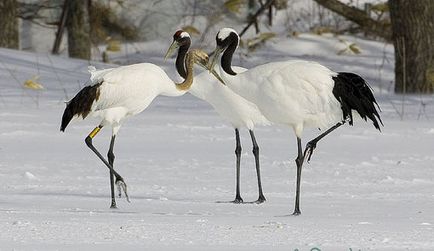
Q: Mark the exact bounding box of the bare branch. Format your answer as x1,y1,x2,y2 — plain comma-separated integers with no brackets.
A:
239,0,275,37
313,0,391,40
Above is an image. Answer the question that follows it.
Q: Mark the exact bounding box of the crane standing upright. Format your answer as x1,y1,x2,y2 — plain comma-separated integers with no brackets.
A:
208,28,383,215
166,30,270,203
61,49,215,208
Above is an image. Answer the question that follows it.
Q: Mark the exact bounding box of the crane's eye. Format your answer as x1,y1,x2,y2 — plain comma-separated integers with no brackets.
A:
216,37,224,47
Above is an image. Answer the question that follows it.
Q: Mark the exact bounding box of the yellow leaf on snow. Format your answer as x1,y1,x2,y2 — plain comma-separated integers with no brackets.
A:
23,75,44,90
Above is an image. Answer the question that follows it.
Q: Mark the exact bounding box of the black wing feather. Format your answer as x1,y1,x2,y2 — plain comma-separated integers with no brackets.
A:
332,72,383,131
60,82,102,132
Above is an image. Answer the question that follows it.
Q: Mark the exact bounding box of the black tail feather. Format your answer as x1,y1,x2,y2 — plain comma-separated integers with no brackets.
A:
60,102,74,132
332,72,383,131
60,83,102,132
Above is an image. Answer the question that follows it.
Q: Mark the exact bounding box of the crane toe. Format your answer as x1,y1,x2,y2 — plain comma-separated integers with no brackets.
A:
232,196,244,204
304,141,317,163
254,195,266,204
115,178,130,203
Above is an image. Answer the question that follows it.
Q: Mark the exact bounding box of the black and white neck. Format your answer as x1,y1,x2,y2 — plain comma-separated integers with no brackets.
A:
173,30,191,79
216,28,239,76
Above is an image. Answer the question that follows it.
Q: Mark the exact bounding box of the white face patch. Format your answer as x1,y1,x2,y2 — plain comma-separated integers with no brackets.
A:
180,32,190,38
217,28,237,40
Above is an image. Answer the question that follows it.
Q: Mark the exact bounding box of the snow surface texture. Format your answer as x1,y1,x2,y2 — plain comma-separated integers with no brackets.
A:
1,33,434,250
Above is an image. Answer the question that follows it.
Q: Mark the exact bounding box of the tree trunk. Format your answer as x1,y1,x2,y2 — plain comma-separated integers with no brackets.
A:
66,0,90,59
0,0,19,49
389,0,434,93
248,0,259,33
313,0,392,40
52,0,71,54
268,4,272,26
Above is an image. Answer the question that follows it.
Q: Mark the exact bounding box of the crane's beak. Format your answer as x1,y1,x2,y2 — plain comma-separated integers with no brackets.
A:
195,55,226,86
207,46,223,73
164,40,179,60
210,68,226,86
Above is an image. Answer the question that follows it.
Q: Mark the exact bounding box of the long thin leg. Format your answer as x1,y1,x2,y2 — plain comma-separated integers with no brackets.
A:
107,135,117,209
233,128,243,203
292,121,346,215
85,126,129,207
249,130,266,203
293,137,304,215
304,121,345,162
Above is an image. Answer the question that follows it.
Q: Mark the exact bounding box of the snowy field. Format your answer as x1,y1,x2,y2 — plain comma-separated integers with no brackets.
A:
1,33,434,250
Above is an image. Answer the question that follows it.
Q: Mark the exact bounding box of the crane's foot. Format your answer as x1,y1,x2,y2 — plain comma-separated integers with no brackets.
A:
115,177,130,203
231,196,244,204
216,195,245,204
110,201,118,209
243,196,266,204
254,194,266,204
304,141,317,163
292,209,301,216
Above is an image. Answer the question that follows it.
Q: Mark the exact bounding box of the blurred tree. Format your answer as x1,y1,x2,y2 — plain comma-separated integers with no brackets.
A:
66,0,91,59
313,0,391,40
52,0,71,54
0,0,19,49
88,1,138,44
52,0,138,56
248,0,259,33
239,0,275,37
389,0,434,93
314,0,434,94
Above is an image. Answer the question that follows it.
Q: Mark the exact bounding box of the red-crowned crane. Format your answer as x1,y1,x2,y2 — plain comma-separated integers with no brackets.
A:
208,28,383,215
60,49,216,208
165,30,270,203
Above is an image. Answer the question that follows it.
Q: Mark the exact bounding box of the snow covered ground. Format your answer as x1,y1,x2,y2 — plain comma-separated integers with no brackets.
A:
1,33,434,250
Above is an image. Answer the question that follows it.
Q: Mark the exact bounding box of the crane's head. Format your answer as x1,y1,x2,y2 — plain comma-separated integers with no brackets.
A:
164,31,227,86
216,28,239,49
164,30,191,60
208,28,239,76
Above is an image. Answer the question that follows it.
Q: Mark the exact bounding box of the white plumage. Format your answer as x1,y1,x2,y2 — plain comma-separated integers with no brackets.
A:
87,63,186,133
191,68,269,203
217,60,342,136
61,50,208,208
209,28,382,214
189,67,270,130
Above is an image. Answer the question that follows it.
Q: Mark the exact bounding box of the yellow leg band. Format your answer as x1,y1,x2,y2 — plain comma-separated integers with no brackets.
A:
88,127,101,139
